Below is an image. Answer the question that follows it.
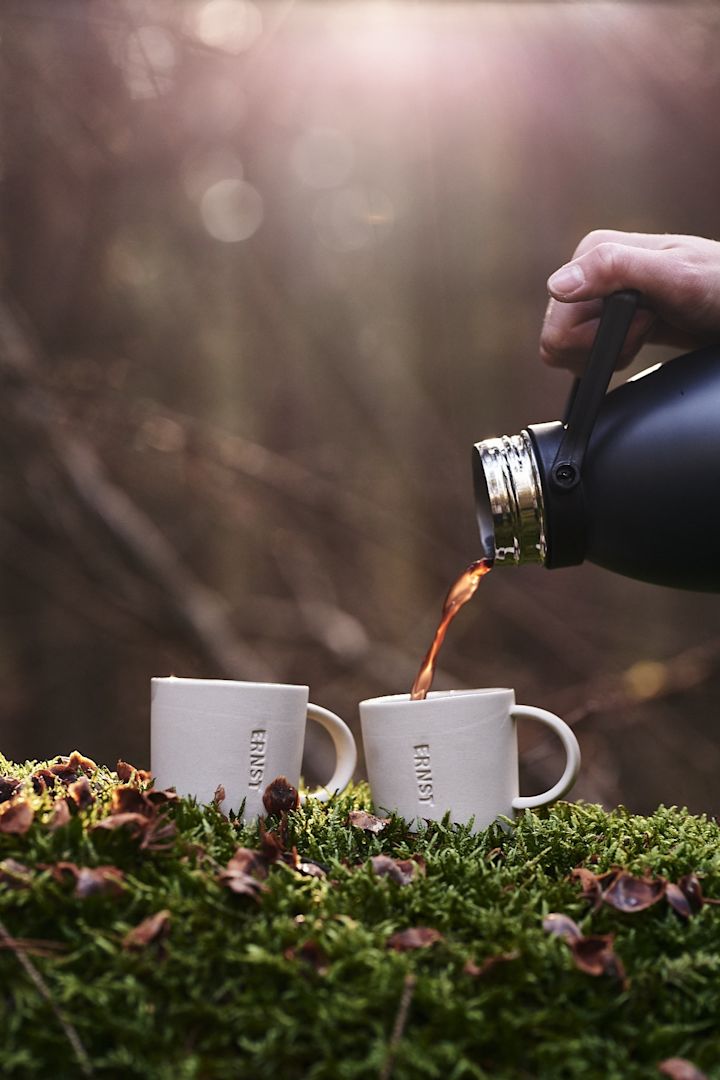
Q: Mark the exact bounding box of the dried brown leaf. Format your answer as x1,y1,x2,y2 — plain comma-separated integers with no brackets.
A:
678,873,720,909
226,847,268,880
463,951,519,977
0,776,22,803
123,910,171,951
47,798,72,831
139,815,177,851
258,824,285,863
67,776,95,811
0,798,34,835
570,866,622,911
658,1059,709,1080
0,858,32,890
666,882,693,919
262,776,300,816
52,862,125,898
31,769,58,795
48,763,79,784
219,868,266,900
145,788,180,806
67,751,98,774
284,939,329,974
111,785,155,817
678,874,705,912
542,913,583,943
116,760,152,784
347,810,390,834
603,872,665,913
213,784,226,806
93,812,150,837
387,927,443,951
296,860,327,879
570,934,626,985
370,855,420,886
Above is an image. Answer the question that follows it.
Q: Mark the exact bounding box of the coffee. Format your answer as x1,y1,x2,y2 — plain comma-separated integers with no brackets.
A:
410,559,492,700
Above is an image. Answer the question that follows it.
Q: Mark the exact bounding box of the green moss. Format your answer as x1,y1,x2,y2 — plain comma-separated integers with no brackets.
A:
1,758,720,1078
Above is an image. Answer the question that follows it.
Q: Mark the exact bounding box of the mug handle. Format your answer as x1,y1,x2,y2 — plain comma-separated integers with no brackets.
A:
304,703,357,802
510,705,581,811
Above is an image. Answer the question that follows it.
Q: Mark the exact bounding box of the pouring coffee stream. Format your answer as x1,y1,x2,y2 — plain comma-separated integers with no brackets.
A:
410,559,492,700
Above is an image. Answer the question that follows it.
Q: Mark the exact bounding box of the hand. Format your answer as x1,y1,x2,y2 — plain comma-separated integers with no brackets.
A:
540,230,720,373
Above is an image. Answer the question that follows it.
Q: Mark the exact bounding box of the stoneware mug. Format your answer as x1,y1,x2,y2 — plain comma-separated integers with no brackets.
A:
359,687,580,831
151,677,357,820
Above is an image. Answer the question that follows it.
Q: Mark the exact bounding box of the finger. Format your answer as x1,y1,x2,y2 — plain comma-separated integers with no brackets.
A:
546,243,710,318
571,229,679,260
541,298,657,373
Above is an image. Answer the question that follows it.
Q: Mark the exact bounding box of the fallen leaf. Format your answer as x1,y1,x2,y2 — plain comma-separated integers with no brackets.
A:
145,788,180,807
111,786,155,817
603,872,666,913
67,751,98,773
93,812,150,837
219,868,266,900
31,769,58,795
678,874,705,913
213,784,226,806
296,860,328,879
348,810,390,834
226,847,268,880
0,858,32,889
658,1059,709,1080
139,815,177,852
284,939,329,974
258,824,285,863
68,776,95,811
463,951,519,977
0,798,34,835
47,798,71,831
678,873,720,909
387,927,443,951
52,862,125,898
48,762,79,785
116,760,152,784
262,776,300,816
123,910,171,951
542,913,583,943
370,855,420,886
570,935,626,984
666,883,692,919
0,777,22,803
570,867,621,911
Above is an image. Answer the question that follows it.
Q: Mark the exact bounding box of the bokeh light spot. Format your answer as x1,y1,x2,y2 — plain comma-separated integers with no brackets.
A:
200,178,264,242
193,0,263,54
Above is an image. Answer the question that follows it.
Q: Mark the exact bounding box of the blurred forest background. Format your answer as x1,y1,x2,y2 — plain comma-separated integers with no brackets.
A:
2,0,720,814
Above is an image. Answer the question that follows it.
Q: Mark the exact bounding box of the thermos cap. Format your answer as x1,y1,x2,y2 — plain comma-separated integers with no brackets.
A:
473,431,546,566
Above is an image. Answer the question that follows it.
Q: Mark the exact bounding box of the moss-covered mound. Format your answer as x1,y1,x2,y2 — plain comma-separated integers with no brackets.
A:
1,753,719,1079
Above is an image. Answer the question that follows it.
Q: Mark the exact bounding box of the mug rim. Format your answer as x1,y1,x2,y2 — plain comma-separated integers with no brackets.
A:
152,677,310,692
359,687,513,708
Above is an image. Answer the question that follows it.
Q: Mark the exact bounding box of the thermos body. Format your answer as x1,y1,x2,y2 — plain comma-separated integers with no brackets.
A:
474,346,720,592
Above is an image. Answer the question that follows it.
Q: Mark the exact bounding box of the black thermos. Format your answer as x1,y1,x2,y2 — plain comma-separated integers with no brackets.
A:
473,291,720,591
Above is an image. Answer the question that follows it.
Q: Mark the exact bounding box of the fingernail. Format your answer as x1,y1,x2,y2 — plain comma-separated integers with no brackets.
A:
547,263,585,296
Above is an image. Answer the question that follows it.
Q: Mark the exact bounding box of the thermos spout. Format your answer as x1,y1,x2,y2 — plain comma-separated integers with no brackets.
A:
472,432,546,566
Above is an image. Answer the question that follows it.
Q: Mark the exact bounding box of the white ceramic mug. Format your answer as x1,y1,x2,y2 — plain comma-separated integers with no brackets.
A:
359,687,580,831
151,677,357,820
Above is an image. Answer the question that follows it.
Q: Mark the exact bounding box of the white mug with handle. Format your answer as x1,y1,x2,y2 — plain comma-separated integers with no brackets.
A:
359,687,580,831
151,677,357,820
